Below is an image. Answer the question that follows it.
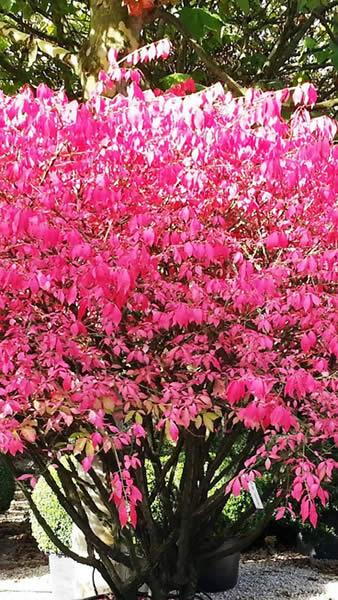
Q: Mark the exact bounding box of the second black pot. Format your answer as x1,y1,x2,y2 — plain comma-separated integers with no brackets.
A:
197,549,240,593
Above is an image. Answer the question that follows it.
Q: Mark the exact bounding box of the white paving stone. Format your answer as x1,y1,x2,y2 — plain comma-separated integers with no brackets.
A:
0,558,337,599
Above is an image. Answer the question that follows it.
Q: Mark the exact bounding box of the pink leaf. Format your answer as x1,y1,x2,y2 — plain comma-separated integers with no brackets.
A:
265,231,288,250
82,456,94,472
168,421,179,443
226,380,246,405
118,502,128,527
232,479,241,497
300,498,310,522
275,507,286,521
309,505,318,527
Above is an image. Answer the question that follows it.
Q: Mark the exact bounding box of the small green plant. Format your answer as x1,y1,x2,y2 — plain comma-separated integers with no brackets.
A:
30,468,73,554
0,454,15,513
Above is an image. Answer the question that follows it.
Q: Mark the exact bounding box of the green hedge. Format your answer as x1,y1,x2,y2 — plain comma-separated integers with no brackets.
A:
30,468,73,554
0,455,15,513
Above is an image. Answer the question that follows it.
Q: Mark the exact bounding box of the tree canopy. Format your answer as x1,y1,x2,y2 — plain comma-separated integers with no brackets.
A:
0,0,337,107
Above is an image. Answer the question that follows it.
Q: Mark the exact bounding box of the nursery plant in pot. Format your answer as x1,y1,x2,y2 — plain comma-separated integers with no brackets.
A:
196,465,270,592
147,452,270,594
196,508,241,595
0,40,338,600
295,467,338,561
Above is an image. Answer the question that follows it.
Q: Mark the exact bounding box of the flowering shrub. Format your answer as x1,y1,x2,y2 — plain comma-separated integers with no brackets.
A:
0,42,337,598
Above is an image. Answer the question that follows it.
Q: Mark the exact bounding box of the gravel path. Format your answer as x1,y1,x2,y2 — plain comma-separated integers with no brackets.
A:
213,556,338,600
0,554,337,599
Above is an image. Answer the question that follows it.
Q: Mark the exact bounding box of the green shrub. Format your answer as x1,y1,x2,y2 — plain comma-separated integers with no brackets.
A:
157,455,270,538
0,455,15,513
30,468,73,554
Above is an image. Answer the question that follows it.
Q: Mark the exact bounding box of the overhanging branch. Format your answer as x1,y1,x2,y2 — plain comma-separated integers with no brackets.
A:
0,20,79,75
0,11,65,46
315,97,338,110
156,8,245,97
261,3,337,79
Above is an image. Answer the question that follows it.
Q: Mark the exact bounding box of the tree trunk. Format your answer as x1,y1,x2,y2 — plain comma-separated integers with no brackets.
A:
79,0,142,97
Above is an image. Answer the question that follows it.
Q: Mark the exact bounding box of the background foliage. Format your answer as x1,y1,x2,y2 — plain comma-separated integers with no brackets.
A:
0,454,15,513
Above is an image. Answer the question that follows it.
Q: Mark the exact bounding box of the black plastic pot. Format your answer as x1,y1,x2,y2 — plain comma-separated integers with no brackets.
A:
79,596,113,600
297,530,338,560
197,548,240,593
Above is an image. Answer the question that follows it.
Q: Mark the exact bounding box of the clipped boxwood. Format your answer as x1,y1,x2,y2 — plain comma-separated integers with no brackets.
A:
30,468,73,554
0,454,15,513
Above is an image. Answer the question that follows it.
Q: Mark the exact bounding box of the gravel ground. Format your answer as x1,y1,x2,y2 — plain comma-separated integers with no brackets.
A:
213,555,338,600
0,550,337,599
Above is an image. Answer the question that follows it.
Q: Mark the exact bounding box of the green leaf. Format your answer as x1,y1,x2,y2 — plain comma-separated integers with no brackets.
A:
298,0,323,12
159,73,191,90
195,415,202,429
315,47,330,65
0,0,15,10
159,73,205,92
236,0,250,14
219,0,231,19
179,7,225,41
135,412,143,424
303,36,316,50
203,413,214,432
11,0,32,17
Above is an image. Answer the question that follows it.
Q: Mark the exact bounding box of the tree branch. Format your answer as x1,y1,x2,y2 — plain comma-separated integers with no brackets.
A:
29,447,131,569
263,3,338,79
6,457,108,571
0,12,68,46
198,509,273,562
201,429,242,495
0,20,79,75
313,97,338,111
262,16,317,77
149,437,183,504
156,8,245,96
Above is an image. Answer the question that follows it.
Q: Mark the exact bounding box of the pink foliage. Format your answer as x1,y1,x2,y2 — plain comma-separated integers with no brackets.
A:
0,70,337,528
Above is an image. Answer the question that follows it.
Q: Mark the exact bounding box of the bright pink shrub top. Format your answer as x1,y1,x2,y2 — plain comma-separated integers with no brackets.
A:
0,67,337,527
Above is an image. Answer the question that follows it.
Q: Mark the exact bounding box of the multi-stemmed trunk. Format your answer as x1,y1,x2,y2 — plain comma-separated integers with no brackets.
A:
13,426,275,600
